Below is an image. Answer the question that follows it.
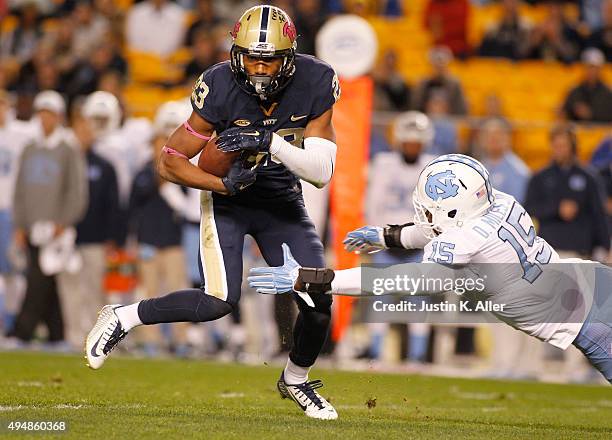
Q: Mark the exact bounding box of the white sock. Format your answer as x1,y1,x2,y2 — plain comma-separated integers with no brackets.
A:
115,302,143,331
283,359,310,385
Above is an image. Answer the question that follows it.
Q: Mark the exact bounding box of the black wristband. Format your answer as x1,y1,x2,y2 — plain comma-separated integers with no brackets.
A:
295,267,335,294
383,222,414,249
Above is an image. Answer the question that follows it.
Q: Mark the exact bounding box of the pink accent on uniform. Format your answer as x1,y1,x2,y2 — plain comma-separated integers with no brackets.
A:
162,146,188,159
183,121,211,141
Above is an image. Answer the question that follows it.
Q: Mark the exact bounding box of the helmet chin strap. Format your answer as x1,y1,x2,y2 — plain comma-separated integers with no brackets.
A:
249,75,272,100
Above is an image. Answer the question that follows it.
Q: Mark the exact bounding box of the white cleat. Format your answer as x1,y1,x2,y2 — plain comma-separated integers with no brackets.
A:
85,305,127,370
277,373,338,420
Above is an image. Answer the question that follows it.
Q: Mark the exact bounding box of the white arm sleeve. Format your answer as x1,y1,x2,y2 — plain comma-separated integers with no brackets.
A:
269,134,336,188
331,267,363,296
400,225,430,249
330,264,471,297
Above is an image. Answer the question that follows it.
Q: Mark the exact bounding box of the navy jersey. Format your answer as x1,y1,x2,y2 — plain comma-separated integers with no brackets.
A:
190,54,340,203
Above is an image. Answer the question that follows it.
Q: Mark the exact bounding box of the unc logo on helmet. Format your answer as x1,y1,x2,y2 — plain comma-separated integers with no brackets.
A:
425,170,459,201
413,154,495,239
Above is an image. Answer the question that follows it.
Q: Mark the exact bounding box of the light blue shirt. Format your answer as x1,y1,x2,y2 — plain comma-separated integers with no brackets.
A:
483,153,530,203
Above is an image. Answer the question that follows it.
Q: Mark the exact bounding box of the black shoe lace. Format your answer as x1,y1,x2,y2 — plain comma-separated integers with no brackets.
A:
293,380,325,409
102,323,127,355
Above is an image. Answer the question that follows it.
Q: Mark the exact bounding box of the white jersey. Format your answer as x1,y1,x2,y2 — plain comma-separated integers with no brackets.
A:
422,190,590,349
93,118,152,207
0,119,35,210
366,152,433,225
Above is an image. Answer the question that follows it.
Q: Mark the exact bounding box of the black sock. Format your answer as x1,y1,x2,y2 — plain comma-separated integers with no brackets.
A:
137,289,233,324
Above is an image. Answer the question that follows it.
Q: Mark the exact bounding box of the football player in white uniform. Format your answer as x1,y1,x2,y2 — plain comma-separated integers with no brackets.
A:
248,154,612,384
0,91,32,334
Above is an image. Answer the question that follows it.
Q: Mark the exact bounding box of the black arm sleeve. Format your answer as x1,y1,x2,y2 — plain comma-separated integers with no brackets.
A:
383,222,414,249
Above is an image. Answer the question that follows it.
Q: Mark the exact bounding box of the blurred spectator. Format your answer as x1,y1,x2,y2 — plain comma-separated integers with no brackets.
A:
71,1,110,59
94,0,123,22
185,0,222,47
425,90,458,155
12,38,60,95
424,0,470,58
372,49,411,111
293,0,325,56
586,0,612,61
368,111,434,231
128,132,189,355
524,124,610,259
412,47,468,116
52,16,78,80
82,91,136,228
524,1,583,63
590,132,612,226
0,2,43,63
477,118,530,202
8,91,87,346
561,48,612,123
98,70,127,109
580,0,605,32
184,30,218,85
57,114,119,349
482,93,506,120
364,111,434,362
478,0,531,60
63,38,128,103
126,0,187,57
0,91,33,333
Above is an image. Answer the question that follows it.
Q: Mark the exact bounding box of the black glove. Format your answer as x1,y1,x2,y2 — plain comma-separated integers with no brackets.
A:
216,127,272,154
221,160,257,196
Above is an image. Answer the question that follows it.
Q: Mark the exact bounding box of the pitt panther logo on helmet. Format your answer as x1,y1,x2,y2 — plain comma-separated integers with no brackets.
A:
425,170,459,201
283,21,297,41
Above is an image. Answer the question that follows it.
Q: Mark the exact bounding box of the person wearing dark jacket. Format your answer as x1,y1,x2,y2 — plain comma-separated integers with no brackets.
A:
561,48,612,123
524,124,610,259
128,133,188,355
57,116,120,349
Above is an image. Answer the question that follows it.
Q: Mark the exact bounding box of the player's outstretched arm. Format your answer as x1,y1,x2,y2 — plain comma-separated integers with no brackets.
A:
157,111,229,194
343,223,430,254
248,244,364,301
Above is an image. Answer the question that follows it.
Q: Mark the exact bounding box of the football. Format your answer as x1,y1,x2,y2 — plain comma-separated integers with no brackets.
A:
197,136,241,177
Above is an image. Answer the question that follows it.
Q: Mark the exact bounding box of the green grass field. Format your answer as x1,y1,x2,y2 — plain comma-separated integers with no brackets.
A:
0,352,610,439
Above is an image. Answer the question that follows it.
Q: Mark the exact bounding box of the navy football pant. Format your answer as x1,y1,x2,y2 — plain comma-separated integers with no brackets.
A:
138,192,331,367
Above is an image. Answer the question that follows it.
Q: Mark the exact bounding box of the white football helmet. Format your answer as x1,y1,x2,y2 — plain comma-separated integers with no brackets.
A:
393,111,434,146
153,99,191,137
413,154,494,239
82,91,121,136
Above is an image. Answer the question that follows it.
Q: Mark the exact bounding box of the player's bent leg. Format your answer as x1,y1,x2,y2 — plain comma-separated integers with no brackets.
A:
254,198,336,419
138,289,234,324
572,320,612,384
85,290,235,370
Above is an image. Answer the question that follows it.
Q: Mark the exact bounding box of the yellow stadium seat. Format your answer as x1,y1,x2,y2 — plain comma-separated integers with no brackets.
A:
125,49,184,84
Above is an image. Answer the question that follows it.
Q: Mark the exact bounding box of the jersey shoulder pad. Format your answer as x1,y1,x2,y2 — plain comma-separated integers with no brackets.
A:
190,61,233,124
294,54,340,118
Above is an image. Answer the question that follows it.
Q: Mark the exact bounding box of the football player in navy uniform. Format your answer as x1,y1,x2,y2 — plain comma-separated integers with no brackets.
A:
86,5,340,420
